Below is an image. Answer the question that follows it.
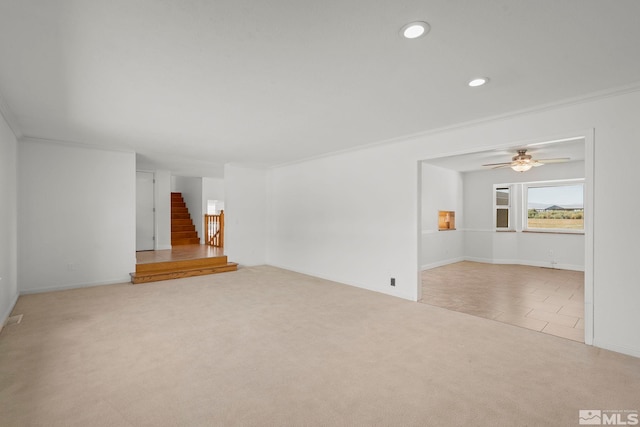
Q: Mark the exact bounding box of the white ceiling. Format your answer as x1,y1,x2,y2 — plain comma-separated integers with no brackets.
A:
1,1,639,177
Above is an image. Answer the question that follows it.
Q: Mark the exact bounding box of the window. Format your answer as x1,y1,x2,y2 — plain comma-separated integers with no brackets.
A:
494,186,512,230
525,182,584,232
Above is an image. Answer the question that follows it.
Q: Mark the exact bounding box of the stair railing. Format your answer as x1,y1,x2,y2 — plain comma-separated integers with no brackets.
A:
204,211,224,247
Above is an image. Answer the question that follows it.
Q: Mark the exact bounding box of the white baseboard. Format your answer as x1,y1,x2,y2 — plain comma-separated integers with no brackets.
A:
267,263,417,302
593,339,640,359
1,291,20,333
462,256,495,264
19,276,132,295
462,257,584,272
421,257,465,271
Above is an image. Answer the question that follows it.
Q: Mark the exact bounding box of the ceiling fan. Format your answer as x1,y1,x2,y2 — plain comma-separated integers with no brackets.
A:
482,149,570,172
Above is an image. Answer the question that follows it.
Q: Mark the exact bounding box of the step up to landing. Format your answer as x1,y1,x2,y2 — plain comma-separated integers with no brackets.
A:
130,256,238,284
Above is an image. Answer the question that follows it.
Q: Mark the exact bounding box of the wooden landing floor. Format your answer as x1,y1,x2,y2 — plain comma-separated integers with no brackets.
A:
132,244,237,284
136,244,225,265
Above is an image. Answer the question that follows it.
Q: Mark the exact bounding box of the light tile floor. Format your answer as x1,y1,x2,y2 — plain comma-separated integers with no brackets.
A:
420,261,585,342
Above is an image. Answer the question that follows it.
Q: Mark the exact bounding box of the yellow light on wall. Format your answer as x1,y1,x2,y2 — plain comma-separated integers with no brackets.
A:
438,211,456,230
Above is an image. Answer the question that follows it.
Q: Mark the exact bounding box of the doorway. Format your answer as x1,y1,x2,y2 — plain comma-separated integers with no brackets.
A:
136,171,155,251
417,133,594,344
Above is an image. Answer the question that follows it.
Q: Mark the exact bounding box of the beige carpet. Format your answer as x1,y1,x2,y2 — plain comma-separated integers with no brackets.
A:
1,266,638,426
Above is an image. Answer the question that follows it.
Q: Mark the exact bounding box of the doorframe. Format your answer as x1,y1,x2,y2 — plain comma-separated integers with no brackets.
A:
416,129,595,345
136,170,156,251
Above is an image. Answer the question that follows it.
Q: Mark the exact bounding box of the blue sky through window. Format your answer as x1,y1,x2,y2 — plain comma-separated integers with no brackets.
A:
528,184,584,209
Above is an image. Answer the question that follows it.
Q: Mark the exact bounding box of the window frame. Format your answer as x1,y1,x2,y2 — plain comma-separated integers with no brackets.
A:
522,179,585,234
494,185,514,231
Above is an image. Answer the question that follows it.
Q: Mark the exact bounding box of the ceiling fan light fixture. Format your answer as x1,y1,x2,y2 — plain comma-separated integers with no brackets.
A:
482,149,569,172
511,162,533,172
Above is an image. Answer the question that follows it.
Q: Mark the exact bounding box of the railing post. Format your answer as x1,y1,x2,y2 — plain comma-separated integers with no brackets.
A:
219,210,224,248
204,214,208,246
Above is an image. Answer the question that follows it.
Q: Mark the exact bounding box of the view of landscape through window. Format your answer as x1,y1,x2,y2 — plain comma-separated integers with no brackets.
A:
527,184,584,230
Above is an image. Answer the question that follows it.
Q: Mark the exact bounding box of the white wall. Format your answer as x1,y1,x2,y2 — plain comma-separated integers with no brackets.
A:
18,139,136,292
267,89,640,358
154,170,171,250
463,161,585,270
0,112,18,327
203,177,225,206
203,177,225,217
421,164,464,269
172,176,203,243
268,146,417,300
225,164,267,266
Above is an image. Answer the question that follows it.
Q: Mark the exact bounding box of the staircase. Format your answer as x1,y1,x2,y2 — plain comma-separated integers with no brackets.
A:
171,192,200,245
130,193,238,284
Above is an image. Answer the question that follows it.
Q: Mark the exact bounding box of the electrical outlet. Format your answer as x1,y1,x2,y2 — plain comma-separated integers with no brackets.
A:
390,277,396,287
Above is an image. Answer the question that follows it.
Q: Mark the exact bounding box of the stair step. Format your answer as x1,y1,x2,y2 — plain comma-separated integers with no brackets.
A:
172,213,191,219
170,192,199,246
172,219,193,225
171,224,196,232
172,237,200,245
172,231,198,238
130,263,238,284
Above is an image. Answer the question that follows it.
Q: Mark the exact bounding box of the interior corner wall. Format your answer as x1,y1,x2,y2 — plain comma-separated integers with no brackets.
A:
0,112,18,325
224,164,267,266
421,163,464,269
154,170,171,250
18,140,136,293
267,90,640,358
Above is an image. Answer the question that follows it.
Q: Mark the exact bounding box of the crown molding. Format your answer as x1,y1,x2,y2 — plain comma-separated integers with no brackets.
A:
19,136,135,154
224,162,269,170
272,81,640,169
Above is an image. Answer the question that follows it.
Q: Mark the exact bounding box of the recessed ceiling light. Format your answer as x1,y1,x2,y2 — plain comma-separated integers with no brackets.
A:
401,21,430,39
468,77,489,87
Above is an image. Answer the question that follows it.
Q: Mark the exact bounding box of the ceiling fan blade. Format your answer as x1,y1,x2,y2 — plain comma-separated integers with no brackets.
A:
482,162,512,167
481,153,570,170
536,158,570,163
